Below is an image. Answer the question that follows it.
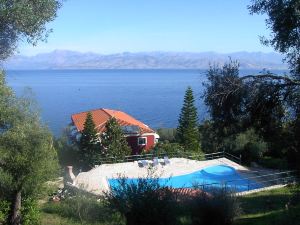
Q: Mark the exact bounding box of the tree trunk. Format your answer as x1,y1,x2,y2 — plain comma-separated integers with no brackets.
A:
10,190,21,225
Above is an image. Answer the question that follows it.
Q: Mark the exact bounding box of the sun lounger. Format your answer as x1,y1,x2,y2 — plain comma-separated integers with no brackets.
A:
164,156,170,165
138,160,148,167
152,157,159,166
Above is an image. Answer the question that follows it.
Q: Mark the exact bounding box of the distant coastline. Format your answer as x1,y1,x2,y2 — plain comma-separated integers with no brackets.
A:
3,50,288,70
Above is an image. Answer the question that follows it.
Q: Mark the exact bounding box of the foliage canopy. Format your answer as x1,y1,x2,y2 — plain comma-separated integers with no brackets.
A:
100,117,131,158
249,0,300,75
0,0,62,60
0,71,58,225
79,112,101,170
176,86,200,152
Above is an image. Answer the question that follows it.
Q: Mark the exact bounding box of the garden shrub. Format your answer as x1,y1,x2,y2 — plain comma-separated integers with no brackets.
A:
42,194,122,225
105,173,178,225
152,141,185,156
289,184,300,207
21,198,40,225
0,197,42,225
259,157,289,170
156,128,177,142
54,127,81,169
232,129,267,165
189,187,241,225
0,200,10,224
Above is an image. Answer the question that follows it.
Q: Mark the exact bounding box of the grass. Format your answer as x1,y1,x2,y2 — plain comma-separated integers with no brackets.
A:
40,211,117,225
40,195,124,225
39,184,300,225
235,184,300,225
40,212,83,225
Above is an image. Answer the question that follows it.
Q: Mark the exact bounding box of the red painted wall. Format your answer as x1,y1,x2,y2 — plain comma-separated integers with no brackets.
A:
126,135,155,155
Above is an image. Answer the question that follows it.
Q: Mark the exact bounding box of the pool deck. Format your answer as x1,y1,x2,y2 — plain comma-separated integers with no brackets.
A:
73,157,250,195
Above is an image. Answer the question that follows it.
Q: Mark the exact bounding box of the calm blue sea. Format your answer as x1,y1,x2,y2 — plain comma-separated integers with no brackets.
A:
5,69,284,136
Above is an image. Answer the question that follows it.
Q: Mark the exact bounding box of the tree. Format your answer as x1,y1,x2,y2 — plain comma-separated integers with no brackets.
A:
0,71,58,225
0,0,62,60
100,117,131,158
79,112,100,170
199,120,223,153
247,0,300,119
247,0,300,172
249,0,300,76
156,128,177,142
232,129,268,165
0,2,61,224
202,62,288,157
245,79,286,144
54,126,81,169
203,61,246,138
176,86,200,152
201,0,300,167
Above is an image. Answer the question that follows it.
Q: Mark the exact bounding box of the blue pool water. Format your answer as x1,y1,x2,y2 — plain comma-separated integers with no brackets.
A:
108,165,262,192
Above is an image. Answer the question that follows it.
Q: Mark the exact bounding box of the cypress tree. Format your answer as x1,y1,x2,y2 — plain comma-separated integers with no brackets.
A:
79,112,100,170
101,117,131,158
176,86,200,152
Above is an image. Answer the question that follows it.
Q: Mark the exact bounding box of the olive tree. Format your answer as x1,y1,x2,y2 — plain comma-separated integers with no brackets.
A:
0,72,59,225
0,0,62,60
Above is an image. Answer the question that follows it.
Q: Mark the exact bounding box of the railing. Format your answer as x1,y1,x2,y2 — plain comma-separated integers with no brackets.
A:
192,170,298,192
203,151,223,160
97,153,298,193
224,151,242,164
95,151,241,165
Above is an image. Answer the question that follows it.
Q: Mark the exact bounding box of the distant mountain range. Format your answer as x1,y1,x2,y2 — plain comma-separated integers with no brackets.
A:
3,50,288,70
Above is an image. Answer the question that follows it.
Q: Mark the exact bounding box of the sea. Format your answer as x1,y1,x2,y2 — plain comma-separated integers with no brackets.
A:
5,69,285,136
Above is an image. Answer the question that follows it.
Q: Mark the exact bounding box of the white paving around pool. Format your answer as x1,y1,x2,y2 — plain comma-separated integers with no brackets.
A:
73,157,249,195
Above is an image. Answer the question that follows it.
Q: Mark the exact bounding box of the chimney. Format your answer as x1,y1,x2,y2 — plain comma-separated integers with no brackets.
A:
66,166,76,185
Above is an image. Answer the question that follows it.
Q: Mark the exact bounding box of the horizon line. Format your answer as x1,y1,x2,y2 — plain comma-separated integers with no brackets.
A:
14,49,282,57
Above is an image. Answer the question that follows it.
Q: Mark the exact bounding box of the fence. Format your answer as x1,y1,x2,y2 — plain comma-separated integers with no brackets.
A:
95,151,241,165
192,170,298,192
202,151,241,164
95,152,298,193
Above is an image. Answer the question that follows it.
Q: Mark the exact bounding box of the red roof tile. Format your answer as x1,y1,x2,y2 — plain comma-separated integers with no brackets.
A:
71,108,154,134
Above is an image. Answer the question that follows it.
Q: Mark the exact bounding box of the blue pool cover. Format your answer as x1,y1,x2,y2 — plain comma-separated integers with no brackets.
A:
108,165,262,192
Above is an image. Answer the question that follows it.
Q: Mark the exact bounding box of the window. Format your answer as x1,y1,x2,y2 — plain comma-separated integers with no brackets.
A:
138,137,147,146
121,125,139,134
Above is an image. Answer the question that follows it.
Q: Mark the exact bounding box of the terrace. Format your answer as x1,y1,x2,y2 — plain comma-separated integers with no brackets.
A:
71,152,297,195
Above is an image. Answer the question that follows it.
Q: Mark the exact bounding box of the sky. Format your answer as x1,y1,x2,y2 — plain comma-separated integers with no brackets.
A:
18,0,274,56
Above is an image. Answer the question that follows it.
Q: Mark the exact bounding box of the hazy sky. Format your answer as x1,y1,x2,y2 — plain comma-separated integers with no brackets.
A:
18,0,274,55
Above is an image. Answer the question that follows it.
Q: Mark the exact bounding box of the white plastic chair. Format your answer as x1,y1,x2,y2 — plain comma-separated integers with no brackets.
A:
164,156,170,165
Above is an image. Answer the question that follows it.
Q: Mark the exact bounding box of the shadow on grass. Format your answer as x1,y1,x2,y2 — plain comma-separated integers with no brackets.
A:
239,193,290,215
235,205,300,225
236,185,300,225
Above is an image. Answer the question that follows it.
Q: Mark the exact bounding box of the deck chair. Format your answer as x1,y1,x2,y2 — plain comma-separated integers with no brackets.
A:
164,156,170,165
138,160,148,167
152,157,159,166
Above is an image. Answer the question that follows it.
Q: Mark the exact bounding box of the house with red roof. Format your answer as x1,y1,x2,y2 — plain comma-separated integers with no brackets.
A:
70,108,159,155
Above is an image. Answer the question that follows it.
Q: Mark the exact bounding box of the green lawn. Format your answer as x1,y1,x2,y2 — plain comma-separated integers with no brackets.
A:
40,212,82,225
235,185,300,225
40,185,300,225
40,212,115,225
40,195,124,225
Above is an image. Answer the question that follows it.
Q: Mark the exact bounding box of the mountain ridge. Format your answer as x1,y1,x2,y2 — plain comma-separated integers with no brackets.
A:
3,50,288,70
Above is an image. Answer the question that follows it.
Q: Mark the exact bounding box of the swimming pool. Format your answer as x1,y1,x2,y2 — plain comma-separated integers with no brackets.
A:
108,165,262,192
